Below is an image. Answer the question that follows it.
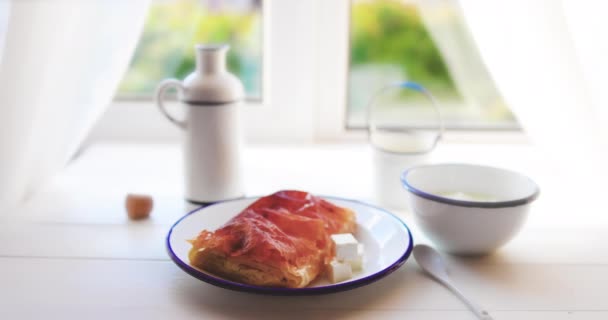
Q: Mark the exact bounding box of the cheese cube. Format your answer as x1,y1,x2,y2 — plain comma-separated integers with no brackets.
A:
331,233,358,261
328,259,352,283
346,244,365,271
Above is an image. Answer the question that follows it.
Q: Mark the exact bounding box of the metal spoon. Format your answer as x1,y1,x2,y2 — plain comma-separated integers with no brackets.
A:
413,244,493,320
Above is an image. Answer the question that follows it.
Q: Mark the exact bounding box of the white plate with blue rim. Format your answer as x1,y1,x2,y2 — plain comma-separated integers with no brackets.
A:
166,196,413,295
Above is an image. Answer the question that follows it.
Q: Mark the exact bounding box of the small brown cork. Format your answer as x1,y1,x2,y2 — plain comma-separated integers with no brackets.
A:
126,194,153,220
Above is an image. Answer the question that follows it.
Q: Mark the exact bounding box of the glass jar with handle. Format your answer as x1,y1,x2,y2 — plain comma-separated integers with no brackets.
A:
368,81,443,209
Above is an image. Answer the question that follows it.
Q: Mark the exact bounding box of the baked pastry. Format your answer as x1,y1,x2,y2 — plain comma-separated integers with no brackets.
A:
188,190,356,288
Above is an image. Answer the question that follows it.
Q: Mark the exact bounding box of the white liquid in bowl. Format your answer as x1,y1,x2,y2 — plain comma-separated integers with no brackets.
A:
437,191,499,202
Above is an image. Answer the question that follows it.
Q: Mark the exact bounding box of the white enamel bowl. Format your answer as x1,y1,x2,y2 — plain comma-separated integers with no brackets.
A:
401,163,540,255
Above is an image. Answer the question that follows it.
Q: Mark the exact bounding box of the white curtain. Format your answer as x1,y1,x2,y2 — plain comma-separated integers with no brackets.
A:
0,0,149,214
418,0,608,223
457,0,607,167
415,0,508,127
456,0,607,208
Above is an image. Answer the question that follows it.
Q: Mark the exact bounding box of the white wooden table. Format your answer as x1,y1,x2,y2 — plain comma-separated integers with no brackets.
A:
1,142,606,320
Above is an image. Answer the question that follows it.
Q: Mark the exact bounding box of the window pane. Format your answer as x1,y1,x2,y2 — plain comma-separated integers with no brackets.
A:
348,0,516,129
118,0,262,100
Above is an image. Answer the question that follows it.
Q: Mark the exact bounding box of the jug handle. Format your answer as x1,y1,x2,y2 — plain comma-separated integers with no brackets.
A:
156,79,186,129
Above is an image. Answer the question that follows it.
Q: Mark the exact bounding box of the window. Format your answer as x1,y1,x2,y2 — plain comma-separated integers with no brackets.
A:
347,0,516,130
93,0,518,145
118,0,263,100
94,0,318,144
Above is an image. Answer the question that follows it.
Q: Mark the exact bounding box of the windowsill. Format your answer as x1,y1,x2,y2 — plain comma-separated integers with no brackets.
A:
8,136,598,229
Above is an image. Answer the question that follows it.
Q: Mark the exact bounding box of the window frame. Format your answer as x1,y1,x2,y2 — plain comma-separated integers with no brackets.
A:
87,0,522,146
341,0,520,133
314,0,364,141
88,0,319,145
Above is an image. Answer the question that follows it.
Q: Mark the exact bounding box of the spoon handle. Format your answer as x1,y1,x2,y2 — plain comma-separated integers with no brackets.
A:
439,278,493,320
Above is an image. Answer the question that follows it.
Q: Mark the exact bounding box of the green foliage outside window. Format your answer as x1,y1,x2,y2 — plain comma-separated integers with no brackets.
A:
118,0,262,99
350,0,458,98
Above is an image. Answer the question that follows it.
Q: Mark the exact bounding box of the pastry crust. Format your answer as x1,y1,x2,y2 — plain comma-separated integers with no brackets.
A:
188,190,356,288
189,249,316,288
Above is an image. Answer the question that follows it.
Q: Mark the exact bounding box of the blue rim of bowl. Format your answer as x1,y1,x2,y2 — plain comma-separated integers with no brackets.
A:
400,163,540,209
166,195,414,295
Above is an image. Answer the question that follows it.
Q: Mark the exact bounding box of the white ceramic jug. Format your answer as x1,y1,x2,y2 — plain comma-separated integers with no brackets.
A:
156,44,244,205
